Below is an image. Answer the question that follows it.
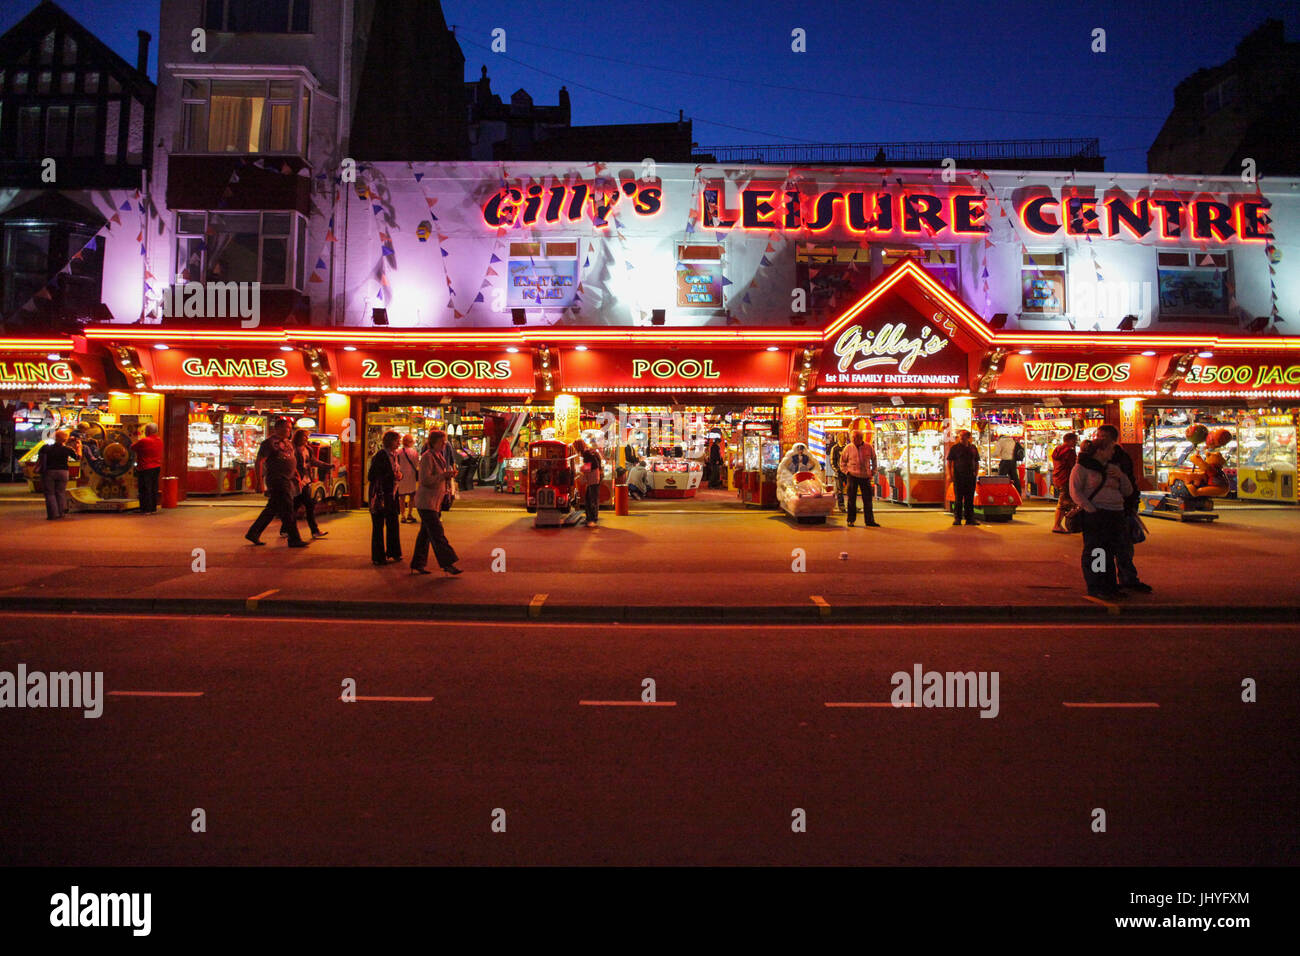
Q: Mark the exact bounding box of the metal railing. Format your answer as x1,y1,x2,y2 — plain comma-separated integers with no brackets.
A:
699,138,1101,165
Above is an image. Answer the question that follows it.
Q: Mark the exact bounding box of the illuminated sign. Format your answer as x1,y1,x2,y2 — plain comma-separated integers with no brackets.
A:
699,183,1271,243
483,179,663,229
677,263,723,307
560,348,790,390
147,349,314,390
1177,356,1300,392
820,309,969,389
332,349,534,391
993,354,1162,392
509,259,576,307
0,358,75,386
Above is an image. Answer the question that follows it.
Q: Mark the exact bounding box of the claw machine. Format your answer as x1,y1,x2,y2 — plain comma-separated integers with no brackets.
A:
739,426,780,508
1020,416,1075,499
1235,412,1297,502
872,413,945,505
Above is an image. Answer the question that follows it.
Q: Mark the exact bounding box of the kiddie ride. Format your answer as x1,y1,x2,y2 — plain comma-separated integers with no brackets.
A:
302,433,350,512
776,443,836,524
68,421,140,513
944,475,1022,522
525,439,583,528
1139,425,1229,522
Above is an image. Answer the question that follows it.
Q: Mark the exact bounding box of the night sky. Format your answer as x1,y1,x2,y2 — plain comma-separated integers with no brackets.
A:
4,0,1295,172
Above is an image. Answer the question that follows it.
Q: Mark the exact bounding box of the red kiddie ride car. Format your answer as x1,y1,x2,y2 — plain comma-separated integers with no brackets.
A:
525,439,579,527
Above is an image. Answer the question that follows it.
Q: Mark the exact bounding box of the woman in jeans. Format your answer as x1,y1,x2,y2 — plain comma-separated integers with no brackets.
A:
39,430,79,519
1068,439,1134,598
283,429,328,539
410,430,462,575
367,430,403,565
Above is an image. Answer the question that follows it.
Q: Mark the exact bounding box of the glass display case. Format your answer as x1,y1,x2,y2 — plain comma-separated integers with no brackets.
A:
647,456,703,498
1144,411,1239,495
1235,413,1297,502
187,410,264,494
872,417,945,505
1021,417,1075,498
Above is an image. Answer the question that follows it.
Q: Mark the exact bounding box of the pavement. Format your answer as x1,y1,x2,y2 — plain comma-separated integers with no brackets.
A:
0,488,1297,623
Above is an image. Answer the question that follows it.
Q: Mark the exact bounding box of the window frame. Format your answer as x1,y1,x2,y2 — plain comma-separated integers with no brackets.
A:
177,76,312,155
174,209,308,291
1155,249,1232,321
1020,249,1068,317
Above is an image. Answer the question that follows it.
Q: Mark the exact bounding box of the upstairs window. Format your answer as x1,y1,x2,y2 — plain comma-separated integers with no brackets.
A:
1021,251,1066,316
1157,251,1230,318
180,78,308,154
203,0,311,33
176,211,307,290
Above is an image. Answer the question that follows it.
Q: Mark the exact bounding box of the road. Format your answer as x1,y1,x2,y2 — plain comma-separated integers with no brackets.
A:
2,612,1295,866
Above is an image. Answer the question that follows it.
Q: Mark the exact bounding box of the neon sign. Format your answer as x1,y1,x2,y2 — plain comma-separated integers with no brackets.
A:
483,179,662,229
833,323,950,375
0,360,74,384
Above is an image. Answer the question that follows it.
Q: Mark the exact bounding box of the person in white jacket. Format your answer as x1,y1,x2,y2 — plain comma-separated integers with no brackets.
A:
839,429,880,527
410,431,462,576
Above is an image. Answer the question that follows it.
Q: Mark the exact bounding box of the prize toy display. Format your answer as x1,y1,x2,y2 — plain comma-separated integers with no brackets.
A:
1139,424,1229,522
775,442,835,523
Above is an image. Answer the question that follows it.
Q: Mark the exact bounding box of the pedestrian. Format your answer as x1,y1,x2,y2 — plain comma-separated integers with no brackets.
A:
131,422,164,515
410,430,462,576
1093,424,1152,592
396,432,420,523
38,429,78,519
493,433,512,491
994,429,1021,493
828,433,847,510
627,457,650,499
245,417,307,547
1049,432,1078,533
839,428,880,527
72,422,99,463
1068,437,1134,598
367,430,403,564
572,438,603,525
947,429,981,526
281,429,329,539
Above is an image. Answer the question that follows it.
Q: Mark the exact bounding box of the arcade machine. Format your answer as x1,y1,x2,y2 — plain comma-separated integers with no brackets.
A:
944,475,1022,522
776,443,836,523
66,418,147,512
739,429,780,508
300,433,350,512
1235,413,1297,503
1139,425,1229,521
526,439,580,527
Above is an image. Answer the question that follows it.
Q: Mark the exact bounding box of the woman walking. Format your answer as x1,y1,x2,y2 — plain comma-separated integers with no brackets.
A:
367,430,403,565
396,432,421,523
283,429,328,539
411,430,462,576
1068,439,1134,599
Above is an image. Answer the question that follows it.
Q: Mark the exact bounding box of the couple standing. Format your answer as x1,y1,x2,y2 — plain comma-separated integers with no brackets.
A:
368,429,462,575
1067,424,1151,599
245,418,329,547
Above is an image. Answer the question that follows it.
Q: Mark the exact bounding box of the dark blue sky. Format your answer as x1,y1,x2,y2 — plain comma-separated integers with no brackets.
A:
5,0,1295,171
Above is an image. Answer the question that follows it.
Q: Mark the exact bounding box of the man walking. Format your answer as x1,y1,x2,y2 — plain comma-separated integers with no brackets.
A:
840,429,880,527
1094,424,1152,592
245,417,307,548
947,429,981,526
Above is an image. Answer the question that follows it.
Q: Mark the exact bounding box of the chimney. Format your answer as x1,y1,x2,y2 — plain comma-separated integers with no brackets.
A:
136,30,151,75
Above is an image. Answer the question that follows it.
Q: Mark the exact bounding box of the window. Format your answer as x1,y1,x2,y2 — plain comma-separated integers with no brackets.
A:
179,78,310,153
0,223,105,318
10,103,100,158
796,243,873,316
44,105,68,155
1157,251,1230,318
676,244,724,308
1203,76,1238,115
83,71,98,93
1021,251,1066,315
203,0,311,33
17,106,40,158
71,105,96,156
176,211,308,289
507,238,577,308
880,246,959,291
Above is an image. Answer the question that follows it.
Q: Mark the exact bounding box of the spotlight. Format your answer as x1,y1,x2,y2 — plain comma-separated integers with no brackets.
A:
1116,314,1138,331
1141,350,1156,357
765,346,779,352
343,346,357,352
989,313,1009,329
1017,349,1032,355
575,345,588,351
650,309,665,326
372,307,389,326
511,308,526,326
153,343,169,350
1197,351,1214,358
279,346,294,352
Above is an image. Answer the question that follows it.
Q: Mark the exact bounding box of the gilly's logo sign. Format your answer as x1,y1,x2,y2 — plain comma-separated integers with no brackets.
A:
483,178,662,229
833,322,949,375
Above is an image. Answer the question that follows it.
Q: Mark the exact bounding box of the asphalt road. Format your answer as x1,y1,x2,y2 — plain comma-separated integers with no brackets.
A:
2,612,1295,866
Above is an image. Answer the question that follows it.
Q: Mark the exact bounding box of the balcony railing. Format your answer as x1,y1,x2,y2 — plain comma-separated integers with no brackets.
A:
698,138,1102,166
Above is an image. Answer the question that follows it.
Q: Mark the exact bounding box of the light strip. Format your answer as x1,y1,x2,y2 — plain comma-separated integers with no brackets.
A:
565,386,784,392
149,385,310,391
0,338,79,350
1173,390,1300,398
336,386,535,393
0,383,91,390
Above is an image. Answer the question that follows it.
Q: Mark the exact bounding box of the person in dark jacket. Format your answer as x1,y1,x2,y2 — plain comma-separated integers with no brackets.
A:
706,437,724,488
572,438,604,525
38,429,79,519
1094,424,1151,592
367,430,403,564
946,429,981,525
1069,439,1133,598
1049,432,1078,533
245,417,307,547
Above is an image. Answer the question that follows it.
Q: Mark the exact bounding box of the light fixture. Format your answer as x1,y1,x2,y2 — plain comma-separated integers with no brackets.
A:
1141,350,1157,357
46,353,61,360
1017,349,1032,355
1198,351,1214,358
765,346,779,352
153,343,169,350
279,346,294,352
650,309,666,326
506,347,519,353
511,308,526,326
343,345,357,352
575,345,588,351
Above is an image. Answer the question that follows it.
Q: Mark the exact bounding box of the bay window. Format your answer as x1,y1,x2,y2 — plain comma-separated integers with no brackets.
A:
179,78,310,154
176,211,307,289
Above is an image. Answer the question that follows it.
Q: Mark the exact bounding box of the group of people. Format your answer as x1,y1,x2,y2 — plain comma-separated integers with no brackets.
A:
365,428,462,574
243,417,332,547
35,420,164,520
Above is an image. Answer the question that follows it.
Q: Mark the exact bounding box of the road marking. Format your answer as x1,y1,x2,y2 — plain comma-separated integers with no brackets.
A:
1063,701,1159,709
108,691,205,698
528,593,548,618
246,588,279,611
810,595,831,618
825,701,916,708
351,695,434,702
1082,595,1121,615
579,700,677,707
